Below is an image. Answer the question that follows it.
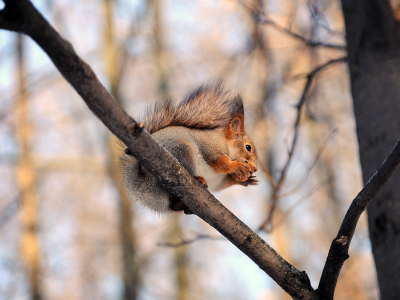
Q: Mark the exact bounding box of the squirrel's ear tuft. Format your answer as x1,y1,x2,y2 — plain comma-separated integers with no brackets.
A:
228,117,244,139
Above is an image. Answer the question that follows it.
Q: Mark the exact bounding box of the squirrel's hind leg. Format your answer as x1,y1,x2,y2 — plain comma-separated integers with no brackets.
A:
168,195,193,215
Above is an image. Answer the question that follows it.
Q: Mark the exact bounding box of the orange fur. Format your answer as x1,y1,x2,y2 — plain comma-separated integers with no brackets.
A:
223,115,245,139
195,176,208,188
120,83,258,214
210,156,255,182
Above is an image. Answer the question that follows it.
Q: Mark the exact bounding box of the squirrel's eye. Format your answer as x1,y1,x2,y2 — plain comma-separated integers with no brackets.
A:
245,144,252,152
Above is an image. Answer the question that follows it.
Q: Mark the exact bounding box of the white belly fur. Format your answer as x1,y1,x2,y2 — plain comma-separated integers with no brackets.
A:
195,155,225,191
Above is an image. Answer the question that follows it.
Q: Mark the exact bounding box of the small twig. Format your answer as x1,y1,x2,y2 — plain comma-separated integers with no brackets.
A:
0,2,317,297
307,1,344,37
259,70,313,232
158,233,225,248
278,129,338,199
292,57,348,80
257,16,347,50
271,178,333,231
258,159,277,188
317,139,400,299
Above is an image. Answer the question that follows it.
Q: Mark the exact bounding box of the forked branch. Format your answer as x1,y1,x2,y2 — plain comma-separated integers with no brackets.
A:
2,2,400,300
0,1,316,298
317,139,400,298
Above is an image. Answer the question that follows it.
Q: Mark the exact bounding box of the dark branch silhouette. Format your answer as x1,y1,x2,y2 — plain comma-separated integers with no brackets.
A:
317,139,400,298
0,1,316,297
1,2,399,300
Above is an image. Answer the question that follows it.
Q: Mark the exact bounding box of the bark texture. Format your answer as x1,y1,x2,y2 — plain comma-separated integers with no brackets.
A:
341,0,400,298
3,1,400,298
0,2,316,297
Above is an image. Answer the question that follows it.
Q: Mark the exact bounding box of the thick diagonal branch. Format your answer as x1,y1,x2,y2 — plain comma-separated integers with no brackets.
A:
0,1,317,298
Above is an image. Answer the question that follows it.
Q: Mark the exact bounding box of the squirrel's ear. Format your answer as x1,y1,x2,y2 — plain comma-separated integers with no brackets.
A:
228,117,244,139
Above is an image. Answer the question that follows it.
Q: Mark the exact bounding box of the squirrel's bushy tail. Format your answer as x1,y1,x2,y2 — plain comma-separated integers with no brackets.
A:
141,83,244,134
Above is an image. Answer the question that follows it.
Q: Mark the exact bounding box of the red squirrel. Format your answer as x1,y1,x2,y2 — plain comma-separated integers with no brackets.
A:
120,84,258,214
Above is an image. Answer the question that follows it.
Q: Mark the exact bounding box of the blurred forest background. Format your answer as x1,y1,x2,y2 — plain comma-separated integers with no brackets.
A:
0,0,381,299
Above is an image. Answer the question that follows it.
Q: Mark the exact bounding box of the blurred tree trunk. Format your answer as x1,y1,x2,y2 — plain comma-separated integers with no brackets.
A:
170,219,189,300
152,1,189,298
341,0,400,298
153,0,169,99
103,1,139,299
15,34,42,300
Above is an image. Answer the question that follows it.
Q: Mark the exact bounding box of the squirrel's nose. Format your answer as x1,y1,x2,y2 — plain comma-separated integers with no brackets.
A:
253,165,258,172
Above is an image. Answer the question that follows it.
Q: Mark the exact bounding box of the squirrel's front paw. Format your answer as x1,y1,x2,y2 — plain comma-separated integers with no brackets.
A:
231,158,255,182
195,176,208,189
238,175,259,186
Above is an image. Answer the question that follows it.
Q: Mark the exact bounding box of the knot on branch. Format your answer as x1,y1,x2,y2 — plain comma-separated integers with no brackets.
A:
128,122,145,136
239,232,253,246
299,270,312,290
161,176,176,187
330,236,350,262
335,235,348,247
284,268,314,298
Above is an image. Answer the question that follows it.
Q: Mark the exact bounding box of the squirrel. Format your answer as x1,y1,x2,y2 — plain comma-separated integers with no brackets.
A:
120,83,258,214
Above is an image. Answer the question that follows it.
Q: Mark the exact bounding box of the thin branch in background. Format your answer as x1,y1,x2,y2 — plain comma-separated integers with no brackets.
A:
2,1,400,298
257,15,346,50
278,128,338,199
270,178,333,231
291,56,348,81
0,2,318,297
307,1,344,37
259,57,347,233
239,0,345,50
158,232,225,248
258,159,277,188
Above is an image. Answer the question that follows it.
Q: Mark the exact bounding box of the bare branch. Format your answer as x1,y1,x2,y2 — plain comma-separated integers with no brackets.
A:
271,178,333,230
0,1,317,298
238,0,345,50
278,129,338,199
259,57,347,232
3,2,396,299
317,139,400,299
158,233,225,248
257,16,346,50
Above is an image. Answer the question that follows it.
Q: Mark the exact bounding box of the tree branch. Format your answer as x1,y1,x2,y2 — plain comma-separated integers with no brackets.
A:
2,2,399,299
317,139,400,299
257,16,347,50
158,232,225,248
259,57,347,232
0,1,317,298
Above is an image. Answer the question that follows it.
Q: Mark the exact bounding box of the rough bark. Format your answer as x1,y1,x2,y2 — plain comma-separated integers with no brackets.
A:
2,1,400,299
0,2,316,298
341,0,400,298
